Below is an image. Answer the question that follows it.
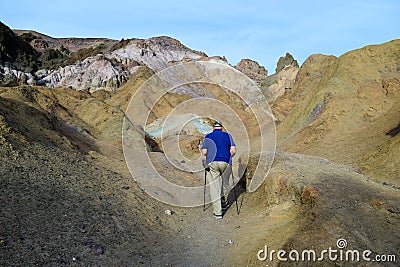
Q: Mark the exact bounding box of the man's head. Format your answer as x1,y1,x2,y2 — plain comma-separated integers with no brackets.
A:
213,120,223,129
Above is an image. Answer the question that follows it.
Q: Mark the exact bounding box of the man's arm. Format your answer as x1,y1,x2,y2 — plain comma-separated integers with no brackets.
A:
228,133,236,157
230,146,236,157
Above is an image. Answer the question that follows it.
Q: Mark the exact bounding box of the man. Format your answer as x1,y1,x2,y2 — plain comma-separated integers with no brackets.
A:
201,121,236,219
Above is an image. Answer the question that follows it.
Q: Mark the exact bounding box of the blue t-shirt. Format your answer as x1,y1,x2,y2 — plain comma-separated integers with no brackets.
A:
201,129,236,164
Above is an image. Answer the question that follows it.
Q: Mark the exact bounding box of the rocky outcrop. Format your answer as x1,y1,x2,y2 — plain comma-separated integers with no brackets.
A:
14,29,117,53
0,66,36,87
275,52,299,73
38,54,140,91
0,22,39,72
4,21,267,91
3,25,214,91
260,65,299,101
36,36,208,90
234,59,268,82
111,36,206,71
275,39,400,186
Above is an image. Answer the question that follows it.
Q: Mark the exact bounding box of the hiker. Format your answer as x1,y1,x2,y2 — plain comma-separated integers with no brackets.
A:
201,121,236,219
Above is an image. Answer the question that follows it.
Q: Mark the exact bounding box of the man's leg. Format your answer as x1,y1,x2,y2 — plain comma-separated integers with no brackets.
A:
222,163,232,198
219,162,231,208
208,162,223,216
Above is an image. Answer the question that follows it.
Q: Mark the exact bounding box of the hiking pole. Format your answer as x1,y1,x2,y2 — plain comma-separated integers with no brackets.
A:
231,165,239,215
202,159,209,211
203,167,207,211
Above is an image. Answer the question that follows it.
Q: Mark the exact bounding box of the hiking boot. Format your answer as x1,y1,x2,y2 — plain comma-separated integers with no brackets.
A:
213,214,223,219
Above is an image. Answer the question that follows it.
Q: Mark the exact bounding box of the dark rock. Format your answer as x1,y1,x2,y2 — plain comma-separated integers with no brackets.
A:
0,21,39,72
0,72,18,86
275,52,299,73
84,240,105,255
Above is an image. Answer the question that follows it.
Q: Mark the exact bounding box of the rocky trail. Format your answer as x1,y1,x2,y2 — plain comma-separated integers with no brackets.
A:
151,151,400,266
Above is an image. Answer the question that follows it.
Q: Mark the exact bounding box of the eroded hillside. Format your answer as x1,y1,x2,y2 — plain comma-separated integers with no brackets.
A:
0,20,399,266
273,39,400,186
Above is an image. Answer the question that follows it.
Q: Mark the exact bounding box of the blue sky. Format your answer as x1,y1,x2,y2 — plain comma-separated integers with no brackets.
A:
1,0,399,73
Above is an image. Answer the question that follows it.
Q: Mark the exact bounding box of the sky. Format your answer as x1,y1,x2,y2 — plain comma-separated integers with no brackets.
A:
1,0,399,73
